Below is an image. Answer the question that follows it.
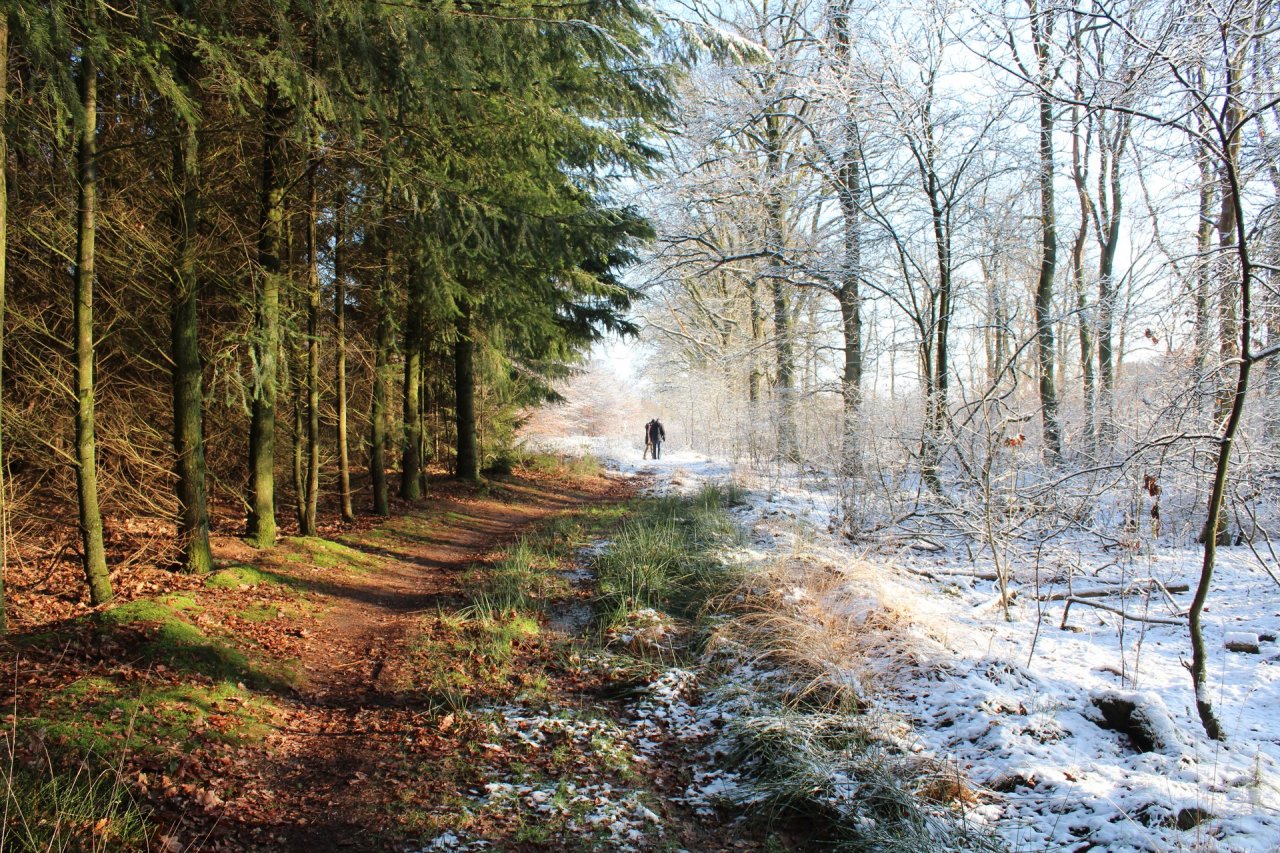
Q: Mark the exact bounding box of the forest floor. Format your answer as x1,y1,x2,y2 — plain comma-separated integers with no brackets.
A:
1,460,786,852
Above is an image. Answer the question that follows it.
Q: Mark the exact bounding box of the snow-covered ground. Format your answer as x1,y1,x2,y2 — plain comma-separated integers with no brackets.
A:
531,433,1280,852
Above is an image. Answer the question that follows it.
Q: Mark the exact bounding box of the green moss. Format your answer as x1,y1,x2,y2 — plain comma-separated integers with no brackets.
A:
239,603,280,623
60,675,117,698
161,593,199,611
207,565,285,589
33,681,271,758
99,600,294,691
100,599,177,626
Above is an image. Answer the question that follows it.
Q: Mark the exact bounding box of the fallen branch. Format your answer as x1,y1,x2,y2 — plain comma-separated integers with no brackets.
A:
1040,583,1188,602
904,566,999,581
1060,596,1186,629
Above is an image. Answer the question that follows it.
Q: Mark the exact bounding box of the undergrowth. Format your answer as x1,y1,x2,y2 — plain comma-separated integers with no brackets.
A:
1,747,154,852
592,485,742,633
700,555,1003,852
719,703,1000,852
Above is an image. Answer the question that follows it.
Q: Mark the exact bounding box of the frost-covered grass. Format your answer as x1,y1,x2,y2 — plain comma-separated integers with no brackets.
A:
520,433,1280,851
692,553,1002,851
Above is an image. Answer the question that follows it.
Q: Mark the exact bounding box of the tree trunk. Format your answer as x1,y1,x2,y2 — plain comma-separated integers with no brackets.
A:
1095,115,1128,446
1030,1,1061,461
73,21,112,604
247,84,289,547
748,278,765,405
1073,238,1096,450
925,155,952,489
1188,39,1254,742
169,47,213,574
762,110,798,464
831,0,862,483
454,294,479,482
1069,109,1096,450
370,275,392,516
1193,71,1215,376
292,359,305,527
838,283,861,468
333,197,354,522
400,257,425,500
984,258,1010,388
300,156,320,535
0,16,9,629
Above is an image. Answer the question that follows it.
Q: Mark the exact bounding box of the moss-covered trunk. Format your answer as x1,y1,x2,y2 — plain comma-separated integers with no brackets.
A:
170,47,213,574
247,84,289,547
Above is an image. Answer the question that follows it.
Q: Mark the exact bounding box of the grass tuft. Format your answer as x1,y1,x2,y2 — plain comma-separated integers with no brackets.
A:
467,539,568,621
592,484,741,632
722,708,996,852
1,747,154,852
702,550,998,851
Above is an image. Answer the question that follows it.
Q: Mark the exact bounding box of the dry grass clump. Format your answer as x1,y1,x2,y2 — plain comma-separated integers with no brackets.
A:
712,553,920,711
701,550,996,851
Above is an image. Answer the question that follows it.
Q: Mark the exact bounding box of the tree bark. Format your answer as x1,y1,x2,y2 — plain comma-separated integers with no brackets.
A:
74,16,112,604
1069,105,1096,450
370,271,392,516
247,83,289,547
300,154,320,535
0,16,8,628
1094,112,1129,445
1073,239,1096,450
333,196,354,522
831,0,862,484
922,138,951,491
1188,34,1254,742
1193,67,1215,377
1198,69,1246,549
170,44,213,574
1030,2,1062,461
763,117,798,463
454,294,479,482
748,278,765,405
400,257,425,500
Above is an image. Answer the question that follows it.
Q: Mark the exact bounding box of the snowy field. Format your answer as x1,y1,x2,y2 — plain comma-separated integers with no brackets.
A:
530,433,1280,852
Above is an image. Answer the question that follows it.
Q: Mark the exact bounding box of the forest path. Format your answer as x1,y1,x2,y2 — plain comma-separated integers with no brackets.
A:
4,463,784,851
206,470,639,850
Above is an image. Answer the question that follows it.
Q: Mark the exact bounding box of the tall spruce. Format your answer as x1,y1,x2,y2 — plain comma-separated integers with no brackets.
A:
401,251,426,498
247,80,290,547
168,3,213,573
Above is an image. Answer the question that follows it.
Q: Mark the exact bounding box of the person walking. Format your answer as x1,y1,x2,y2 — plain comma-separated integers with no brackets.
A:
645,418,666,460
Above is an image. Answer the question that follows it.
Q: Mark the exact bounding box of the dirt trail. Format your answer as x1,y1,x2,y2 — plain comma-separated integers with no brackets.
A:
198,472,638,850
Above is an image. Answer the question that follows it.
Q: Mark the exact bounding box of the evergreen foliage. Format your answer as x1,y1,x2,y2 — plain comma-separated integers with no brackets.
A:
0,0,674,613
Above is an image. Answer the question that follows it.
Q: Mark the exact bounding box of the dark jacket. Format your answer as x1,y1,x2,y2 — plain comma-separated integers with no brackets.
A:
646,420,665,444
